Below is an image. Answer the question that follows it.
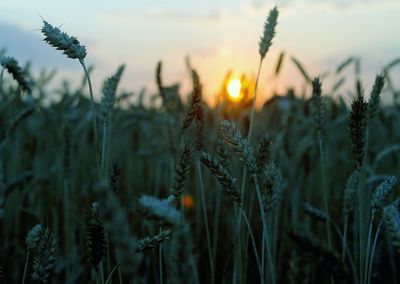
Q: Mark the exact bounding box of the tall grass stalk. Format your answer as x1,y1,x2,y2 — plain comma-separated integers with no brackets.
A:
159,227,163,284
196,161,215,284
318,135,332,247
211,188,222,280
363,213,375,284
240,206,263,282
22,251,30,284
248,59,263,143
100,261,105,284
367,221,382,284
253,173,275,284
80,59,100,176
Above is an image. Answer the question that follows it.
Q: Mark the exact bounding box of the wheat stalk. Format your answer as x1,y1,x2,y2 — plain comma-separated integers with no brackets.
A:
41,20,100,176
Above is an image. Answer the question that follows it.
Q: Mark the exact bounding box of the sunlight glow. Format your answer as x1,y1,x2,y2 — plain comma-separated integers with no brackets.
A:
227,78,242,102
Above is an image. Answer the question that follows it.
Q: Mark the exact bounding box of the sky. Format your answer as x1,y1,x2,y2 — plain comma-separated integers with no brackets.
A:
1,0,400,106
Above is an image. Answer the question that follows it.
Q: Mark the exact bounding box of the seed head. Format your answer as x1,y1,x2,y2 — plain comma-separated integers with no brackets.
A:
41,20,87,60
262,161,283,213
182,69,202,131
170,142,193,199
86,203,107,270
137,230,171,252
100,64,125,121
383,203,400,252
221,120,256,174
371,176,397,212
0,56,31,93
255,133,272,173
31,227,56,283
311,77,324,130
348,93,368,167
200,151,242,204
343,170,359,219
259,7,279,59
26,224,43,251
368,74,385,118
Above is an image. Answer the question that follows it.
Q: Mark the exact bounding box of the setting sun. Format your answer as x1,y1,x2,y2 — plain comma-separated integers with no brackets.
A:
227,79,242,102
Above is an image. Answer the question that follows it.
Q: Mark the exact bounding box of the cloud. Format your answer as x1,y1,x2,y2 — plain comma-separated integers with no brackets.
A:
143,7,221,22
250,0,399,10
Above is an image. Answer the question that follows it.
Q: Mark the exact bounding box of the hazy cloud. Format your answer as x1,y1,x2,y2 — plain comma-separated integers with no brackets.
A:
251,0,399,10
143,7,221,21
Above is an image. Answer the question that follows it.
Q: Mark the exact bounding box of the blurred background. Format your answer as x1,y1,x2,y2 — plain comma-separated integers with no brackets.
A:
1,0,399,106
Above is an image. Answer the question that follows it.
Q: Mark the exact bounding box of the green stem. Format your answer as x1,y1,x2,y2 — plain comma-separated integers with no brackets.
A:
79,59,100,178
248,58,263,143
331,220,358,284
196,161,215,284
357,165,365,284
22,251,30,284
243,191,256,282
101,121,108,179
253,174,275,284
364,212,375,284
212,188,222,280
318,133,332,248
159,227,163,284
0,68,4,97
237,56,263,283
367,221,382,284
105,264,119,284
240,206,263,283
100,261,105,284
342,216,349,263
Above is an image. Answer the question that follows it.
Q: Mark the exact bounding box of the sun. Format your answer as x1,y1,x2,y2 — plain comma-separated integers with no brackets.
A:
227,78,242,102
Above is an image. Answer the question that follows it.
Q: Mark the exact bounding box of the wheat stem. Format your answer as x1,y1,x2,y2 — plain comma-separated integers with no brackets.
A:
159,227,163,284
101,121,108,179
79,59,100,177
253,174,275,284
240,206,264,283
367,221,382,284
363,212,375,284
342,216,349,263
22,251,30,284
248,59,263,143
196,161,214,284
318,134,332,248
100,261,105,284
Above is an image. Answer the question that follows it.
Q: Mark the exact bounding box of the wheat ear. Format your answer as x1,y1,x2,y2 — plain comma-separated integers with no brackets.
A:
0,56,31,93
137,230,172,252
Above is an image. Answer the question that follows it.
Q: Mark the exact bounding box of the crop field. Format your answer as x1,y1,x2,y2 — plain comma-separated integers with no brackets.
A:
1,6,400,284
